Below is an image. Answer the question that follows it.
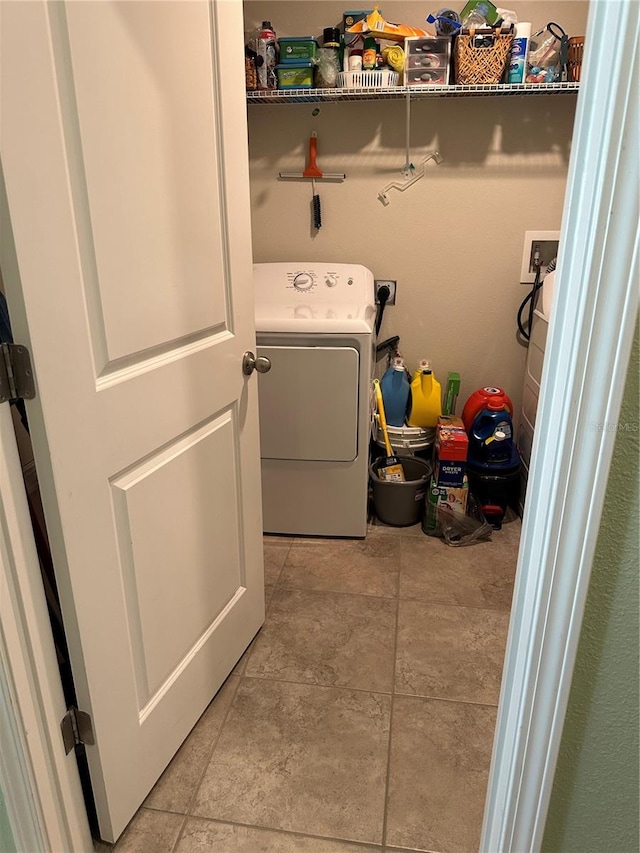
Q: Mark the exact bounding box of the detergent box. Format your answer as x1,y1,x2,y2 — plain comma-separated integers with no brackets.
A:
434,415,468,488
422,476,469,534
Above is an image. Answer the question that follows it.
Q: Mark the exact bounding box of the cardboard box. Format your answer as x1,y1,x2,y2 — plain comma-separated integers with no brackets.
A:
343,10,373,45
435,458,466,487
422,476,469,533
434,415,468,487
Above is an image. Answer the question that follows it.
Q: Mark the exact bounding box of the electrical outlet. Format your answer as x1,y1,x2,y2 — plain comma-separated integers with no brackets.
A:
374,280,397,305
520,231,560,283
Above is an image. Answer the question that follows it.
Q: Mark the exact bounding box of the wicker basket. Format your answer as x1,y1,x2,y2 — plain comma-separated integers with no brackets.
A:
337,70,399,89
454,28,513,85
567,36,585,82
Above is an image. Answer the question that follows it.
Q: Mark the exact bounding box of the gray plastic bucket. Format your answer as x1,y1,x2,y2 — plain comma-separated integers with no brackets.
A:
369,456,433,527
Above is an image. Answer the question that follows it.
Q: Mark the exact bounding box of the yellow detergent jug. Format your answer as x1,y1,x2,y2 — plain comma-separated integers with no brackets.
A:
408,360,442,428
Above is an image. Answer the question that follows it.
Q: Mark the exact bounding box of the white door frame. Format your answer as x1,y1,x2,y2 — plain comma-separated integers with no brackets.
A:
0,1,637,850
0,403,93,852
481,0,639,849
0,153,93,851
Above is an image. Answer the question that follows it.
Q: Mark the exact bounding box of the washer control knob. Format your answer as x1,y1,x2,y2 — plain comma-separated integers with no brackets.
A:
325,275,338,288
293,273,313,291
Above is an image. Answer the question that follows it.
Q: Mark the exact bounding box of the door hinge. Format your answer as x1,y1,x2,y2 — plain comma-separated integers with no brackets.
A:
61,706,94,755
0,342,36,404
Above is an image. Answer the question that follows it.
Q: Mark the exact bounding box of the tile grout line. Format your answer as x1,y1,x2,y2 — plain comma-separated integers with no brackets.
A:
269,537,293,588
169,812,385,850
240,672,394,698
169,673,243,853
392,690,501,709
271,583,400,603
397,597,514,613
276,582,399,602
381,581,401,849
273,576,514,612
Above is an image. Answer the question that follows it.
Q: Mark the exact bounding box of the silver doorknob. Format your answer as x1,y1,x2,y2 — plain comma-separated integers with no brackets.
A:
242,351,272,376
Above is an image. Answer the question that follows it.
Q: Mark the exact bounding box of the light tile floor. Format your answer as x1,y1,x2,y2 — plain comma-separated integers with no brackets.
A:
108,516,520,853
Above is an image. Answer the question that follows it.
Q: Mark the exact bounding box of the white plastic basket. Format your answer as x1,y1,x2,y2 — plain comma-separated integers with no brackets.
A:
337,70,399,89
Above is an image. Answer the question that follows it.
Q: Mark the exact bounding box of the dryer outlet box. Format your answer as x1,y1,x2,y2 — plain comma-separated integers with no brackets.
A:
521,231,560,283
374,280,397,305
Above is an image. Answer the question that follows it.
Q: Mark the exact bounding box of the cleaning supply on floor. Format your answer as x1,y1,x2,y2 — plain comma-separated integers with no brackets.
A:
461,386,513,433
380,357,410,426
468,408,515,464
462,387,520,528
443,372,461,416
423,415,470,534
257,21,278,90
423,475,470,534
433,415,468,488
373,379,405,482
407,360,442,428
370,456,431,526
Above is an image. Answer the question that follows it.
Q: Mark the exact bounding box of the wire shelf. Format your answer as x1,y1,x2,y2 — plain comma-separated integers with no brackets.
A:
247,82,580,104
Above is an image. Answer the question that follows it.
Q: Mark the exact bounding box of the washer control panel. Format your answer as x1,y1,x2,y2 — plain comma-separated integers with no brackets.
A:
289,268,354,293
254,263,372,305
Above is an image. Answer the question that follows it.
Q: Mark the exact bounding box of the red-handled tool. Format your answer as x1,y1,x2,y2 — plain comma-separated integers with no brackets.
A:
303,133,323,229
278,132,346,232
303,132,323,179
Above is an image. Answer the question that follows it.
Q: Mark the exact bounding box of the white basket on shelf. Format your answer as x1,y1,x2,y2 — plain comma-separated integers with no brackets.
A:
337,70,399,89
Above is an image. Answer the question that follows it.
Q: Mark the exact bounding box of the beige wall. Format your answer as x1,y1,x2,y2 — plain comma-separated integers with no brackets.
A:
245,1,589,419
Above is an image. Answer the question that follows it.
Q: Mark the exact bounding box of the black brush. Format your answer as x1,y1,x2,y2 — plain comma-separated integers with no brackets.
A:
312,189,322,229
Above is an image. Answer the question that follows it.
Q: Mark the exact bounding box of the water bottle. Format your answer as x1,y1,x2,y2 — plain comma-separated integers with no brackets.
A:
380,357,411,426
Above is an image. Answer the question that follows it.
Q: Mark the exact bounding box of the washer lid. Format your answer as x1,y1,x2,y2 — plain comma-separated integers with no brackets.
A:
255,304,376,334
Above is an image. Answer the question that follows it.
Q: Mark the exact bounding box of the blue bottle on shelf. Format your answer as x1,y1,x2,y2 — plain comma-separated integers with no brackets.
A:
380,357,410,427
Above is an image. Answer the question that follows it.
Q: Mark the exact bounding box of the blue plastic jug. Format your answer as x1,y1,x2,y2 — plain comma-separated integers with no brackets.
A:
380,358,410,426
469,409,515,464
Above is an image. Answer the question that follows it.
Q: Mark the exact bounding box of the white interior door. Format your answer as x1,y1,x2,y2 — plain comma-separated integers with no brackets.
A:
0,0,264,842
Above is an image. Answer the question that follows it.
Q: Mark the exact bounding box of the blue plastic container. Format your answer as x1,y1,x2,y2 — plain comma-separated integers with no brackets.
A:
468,409,515,464
380,359,411,427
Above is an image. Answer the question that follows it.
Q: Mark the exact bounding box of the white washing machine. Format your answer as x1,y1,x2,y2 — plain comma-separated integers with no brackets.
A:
253,262,376,538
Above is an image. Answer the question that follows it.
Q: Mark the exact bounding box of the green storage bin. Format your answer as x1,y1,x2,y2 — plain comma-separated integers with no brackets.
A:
276,62,315,89
277,37,318,63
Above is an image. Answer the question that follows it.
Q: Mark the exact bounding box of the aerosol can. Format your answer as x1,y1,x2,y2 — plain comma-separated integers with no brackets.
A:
257,21,278,90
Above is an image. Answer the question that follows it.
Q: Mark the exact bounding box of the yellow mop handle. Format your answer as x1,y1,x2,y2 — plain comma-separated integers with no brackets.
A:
373,379,393,457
